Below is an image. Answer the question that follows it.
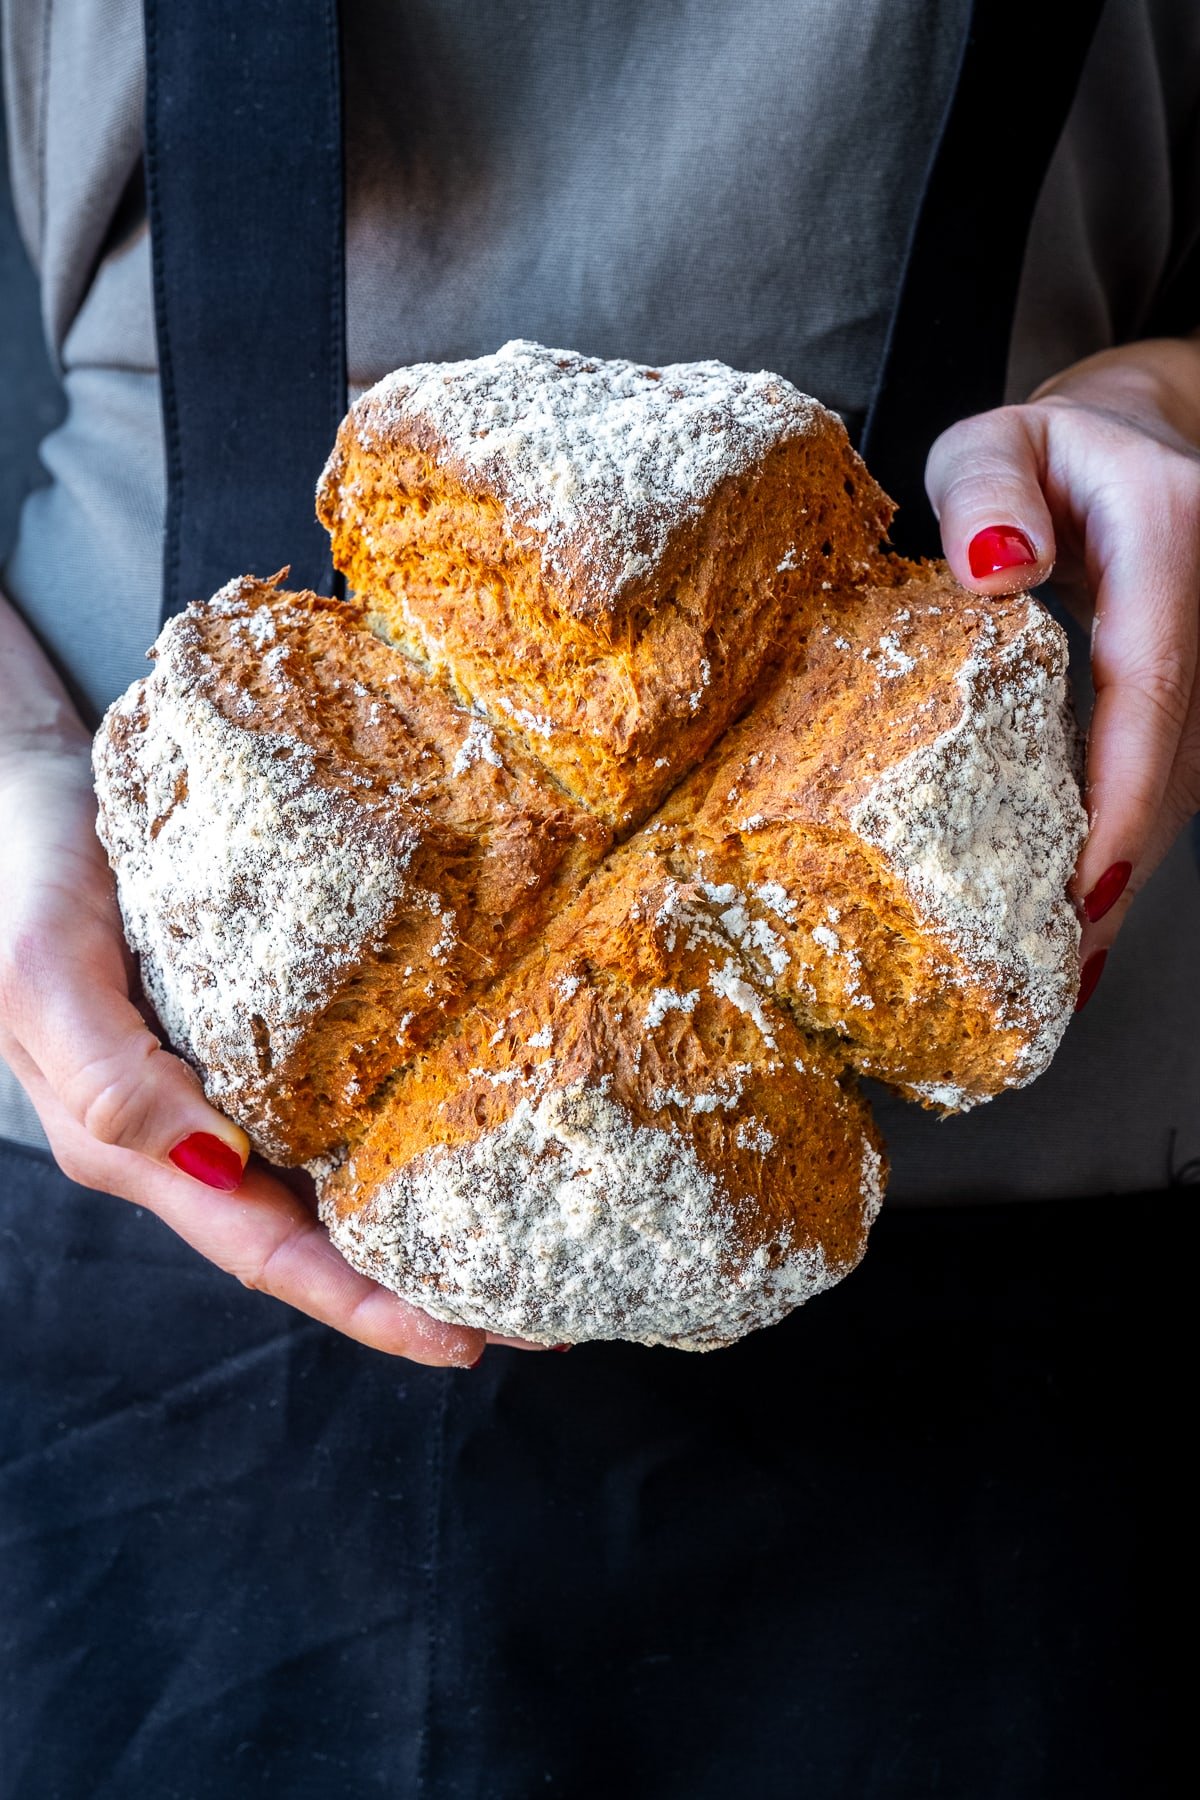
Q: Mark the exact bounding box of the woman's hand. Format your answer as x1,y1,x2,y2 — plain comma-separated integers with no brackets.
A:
0,596,487,1366
926,334,1200,1004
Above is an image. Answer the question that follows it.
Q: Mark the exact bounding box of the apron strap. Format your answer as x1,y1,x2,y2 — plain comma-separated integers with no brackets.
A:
862,0,1107,556
144,0,346,619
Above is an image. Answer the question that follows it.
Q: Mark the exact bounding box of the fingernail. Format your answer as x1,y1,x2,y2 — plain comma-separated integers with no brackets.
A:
168,1130,246,1191
1075,949,1108,1013
1083,861,1132,924
968,525,1037,579
550,1344,571,1353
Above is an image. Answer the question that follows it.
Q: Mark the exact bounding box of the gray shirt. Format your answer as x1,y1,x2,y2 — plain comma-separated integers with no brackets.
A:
2,0,1197,1192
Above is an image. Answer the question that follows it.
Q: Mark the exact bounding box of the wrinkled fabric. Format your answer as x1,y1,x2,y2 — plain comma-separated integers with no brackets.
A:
0,1142,1185,1798
0,0,968,722
0,9,1193,1791
1,0,1197,1187
7,0,1200,716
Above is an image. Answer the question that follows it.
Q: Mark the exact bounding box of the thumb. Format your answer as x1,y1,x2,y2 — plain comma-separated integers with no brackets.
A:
925,405,1057,593
6,930,250,1188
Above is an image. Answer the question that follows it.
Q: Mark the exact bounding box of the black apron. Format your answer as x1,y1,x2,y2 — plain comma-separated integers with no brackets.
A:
1,3,1185,1794
1,1145,1185,1797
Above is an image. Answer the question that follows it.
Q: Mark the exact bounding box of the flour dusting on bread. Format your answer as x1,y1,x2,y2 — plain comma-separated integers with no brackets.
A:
93,606,424,1150
320,340,894,827
850,606,1085,1089
93,575,608,1160
326,1081,843,1350
337,339,833,607
93,342,1088,1348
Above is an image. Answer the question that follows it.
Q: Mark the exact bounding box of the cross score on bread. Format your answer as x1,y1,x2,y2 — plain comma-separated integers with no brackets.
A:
93,342,1086,1350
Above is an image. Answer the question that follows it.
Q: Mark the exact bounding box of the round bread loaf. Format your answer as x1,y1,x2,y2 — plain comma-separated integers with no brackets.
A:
93,343,1088,1348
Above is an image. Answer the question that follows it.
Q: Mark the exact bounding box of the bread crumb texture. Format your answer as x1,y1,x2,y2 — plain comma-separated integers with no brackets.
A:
94,343,1086,1346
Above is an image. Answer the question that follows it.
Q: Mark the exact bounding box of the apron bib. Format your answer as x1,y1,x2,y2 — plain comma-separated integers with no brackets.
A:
8,6,1171,1794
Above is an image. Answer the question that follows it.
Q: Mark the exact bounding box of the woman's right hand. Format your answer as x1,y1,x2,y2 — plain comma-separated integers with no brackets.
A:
0,598,486,1366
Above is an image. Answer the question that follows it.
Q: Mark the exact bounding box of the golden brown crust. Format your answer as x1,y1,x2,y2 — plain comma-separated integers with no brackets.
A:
93,345,1087,1348
648,563,1084,1107
94,576,609,1162
320,850,885,1347
317,344,893,828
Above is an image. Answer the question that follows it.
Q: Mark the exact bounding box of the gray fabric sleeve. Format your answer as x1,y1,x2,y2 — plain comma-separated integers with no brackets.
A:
0,0,47,267
2,0,145,365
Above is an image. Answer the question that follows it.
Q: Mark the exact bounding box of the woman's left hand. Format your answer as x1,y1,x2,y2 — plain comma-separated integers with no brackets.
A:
926,334,1200,1001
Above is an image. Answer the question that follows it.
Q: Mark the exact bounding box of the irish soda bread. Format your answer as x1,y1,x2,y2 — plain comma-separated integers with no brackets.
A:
94,341,1087,1349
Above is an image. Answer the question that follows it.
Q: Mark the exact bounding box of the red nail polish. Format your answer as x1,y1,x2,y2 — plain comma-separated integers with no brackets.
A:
1075,949,1108,1013
550,1344,571,1353
169,1131,245,1191
968,525,1037,579
1083,861,1132,924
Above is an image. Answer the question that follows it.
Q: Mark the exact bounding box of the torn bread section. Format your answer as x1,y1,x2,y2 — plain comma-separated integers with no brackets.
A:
318,851,885,1348
92,577,609,1163
317,340,893,830
649,566,1087,1111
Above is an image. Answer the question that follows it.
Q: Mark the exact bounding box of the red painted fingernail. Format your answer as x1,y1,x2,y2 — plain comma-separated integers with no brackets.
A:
968,525,1037,579
1075,949,1108,1013
1083,861,1132,924
551,1344,571,1352
168,1131,245,1191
